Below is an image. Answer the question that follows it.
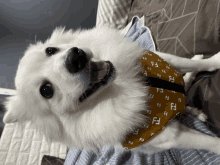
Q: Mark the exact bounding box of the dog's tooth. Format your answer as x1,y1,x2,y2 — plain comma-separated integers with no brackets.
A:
97,68,108,79
90,61,109,83
96,61,108,70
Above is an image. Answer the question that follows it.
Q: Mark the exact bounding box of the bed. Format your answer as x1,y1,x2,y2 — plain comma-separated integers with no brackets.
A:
0,122,67,165
1,0,220,164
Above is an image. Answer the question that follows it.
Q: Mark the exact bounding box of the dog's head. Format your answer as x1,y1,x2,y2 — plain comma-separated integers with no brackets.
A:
3,26,148,148
3,27,118,123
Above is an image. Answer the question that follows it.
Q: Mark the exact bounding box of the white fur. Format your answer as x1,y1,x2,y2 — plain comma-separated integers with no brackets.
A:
3,26,220,154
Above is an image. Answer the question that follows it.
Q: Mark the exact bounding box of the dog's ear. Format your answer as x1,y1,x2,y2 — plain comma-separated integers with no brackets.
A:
3,95,29,124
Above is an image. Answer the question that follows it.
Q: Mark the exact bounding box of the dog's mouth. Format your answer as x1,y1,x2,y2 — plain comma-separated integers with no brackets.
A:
78,61,115,102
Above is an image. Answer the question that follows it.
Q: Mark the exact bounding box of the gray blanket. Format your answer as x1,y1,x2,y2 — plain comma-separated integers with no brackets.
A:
64,17,220,165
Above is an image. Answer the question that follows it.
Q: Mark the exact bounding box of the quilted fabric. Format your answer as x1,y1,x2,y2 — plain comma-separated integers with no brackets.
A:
0,122,67,165
128,0,220,58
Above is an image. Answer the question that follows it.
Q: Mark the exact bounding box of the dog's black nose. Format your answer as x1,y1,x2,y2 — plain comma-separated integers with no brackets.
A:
65,47,88,73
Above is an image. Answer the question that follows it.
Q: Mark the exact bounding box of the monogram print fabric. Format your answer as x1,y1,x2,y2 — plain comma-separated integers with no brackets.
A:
122,50,186,149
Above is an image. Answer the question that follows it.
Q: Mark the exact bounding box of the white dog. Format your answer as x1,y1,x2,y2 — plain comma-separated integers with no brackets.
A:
3,26,220,154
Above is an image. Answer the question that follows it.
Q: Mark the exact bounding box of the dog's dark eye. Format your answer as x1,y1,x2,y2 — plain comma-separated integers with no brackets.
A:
46,47,58,56
40,83,54,98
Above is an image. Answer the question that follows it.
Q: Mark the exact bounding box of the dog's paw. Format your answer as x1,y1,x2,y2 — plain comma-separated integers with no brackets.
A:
197,112,208,122
185,106,207,122
207,52,220,72
191,54,204,60
184,55,205,91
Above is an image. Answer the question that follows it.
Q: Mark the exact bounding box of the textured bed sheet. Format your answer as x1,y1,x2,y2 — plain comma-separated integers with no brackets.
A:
0,122,67,165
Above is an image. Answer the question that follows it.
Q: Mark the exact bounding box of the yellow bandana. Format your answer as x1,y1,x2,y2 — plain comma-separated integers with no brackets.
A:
122,50,186,149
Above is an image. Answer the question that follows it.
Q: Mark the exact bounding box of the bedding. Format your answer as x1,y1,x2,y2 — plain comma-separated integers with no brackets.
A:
1,1,220,164
127,0,220,138
187,69,220,137
64,16,220,165
0,122,67,165
128,0,220,58
96,0,133,29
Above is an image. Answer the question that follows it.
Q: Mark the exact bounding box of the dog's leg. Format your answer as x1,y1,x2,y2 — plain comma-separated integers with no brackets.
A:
154,51,220,74
150,120,220,154
183,55,204,91
173,124,220,154
185,106,207,122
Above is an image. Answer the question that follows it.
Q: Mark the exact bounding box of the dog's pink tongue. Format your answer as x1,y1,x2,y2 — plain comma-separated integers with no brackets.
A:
90,61,108,83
